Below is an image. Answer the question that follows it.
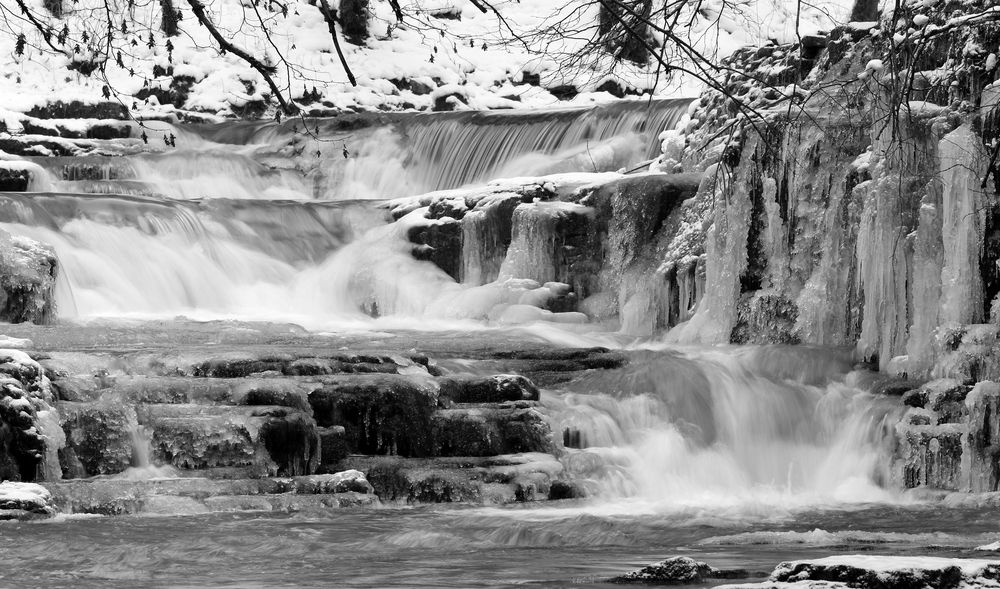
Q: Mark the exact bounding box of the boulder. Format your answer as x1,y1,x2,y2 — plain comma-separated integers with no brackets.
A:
610,556,720,584
432,406,554,457
307,375,438,457
438,374,540,404
0,481,56,520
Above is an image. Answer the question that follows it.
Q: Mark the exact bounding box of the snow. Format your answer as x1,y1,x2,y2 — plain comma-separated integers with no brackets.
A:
0,481,52,505
777,555,1000,576
0,0,854,117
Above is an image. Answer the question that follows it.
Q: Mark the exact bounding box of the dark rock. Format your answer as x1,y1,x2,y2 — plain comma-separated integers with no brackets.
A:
317,425,348,471
520,72,541,86
135,75,196,109
431,406,555,456
548,479,587,500
229,100,267,120
20,120,60,137
0,168,30,192
235,380,311,412
86,123,131,140
26,100,129,120
438,374,540,404
610,556,717,584
259,411,320,476
410,79,434,95
0,137,73,157
548,84,578,100
408,219,462,280
873,377,924,396
902,388,928,408
58,402,136,477
307,375,438,456
433,91,467,112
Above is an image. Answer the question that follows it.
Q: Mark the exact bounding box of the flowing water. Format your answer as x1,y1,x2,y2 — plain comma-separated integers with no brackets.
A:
0,100,994,587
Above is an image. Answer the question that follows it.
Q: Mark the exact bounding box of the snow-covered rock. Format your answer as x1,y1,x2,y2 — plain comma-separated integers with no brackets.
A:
0,481,56,520
764,555,1000,589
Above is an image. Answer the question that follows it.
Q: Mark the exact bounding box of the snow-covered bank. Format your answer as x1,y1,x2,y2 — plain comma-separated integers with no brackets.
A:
1,0,851,120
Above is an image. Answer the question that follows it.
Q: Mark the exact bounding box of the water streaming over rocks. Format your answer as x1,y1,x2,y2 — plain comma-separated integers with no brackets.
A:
3,14,1000,583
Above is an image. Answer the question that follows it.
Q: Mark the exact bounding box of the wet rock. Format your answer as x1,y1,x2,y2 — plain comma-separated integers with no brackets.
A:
233,379,311,412
408,219,463,281
192,353,401,377
0,481,56,521
0,229,58,324
767,555,1000,589
259,411,320,476
57,401,136,477
491,347,627,371
317,425,348,471
307,375,438,456
438,374,539,404
610,556,718,584
431,406,554,456
548,479,587,500
141,404,318,476
873,377,924,397
354,453,562,504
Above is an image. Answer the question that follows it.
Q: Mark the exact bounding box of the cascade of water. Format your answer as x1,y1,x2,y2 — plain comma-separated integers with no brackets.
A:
186,99,691,200
117,421,181,481
0,193,385,322
543,346,902,510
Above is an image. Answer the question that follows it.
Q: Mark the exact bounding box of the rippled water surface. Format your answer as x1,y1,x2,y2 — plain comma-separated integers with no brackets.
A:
5,502,1000,588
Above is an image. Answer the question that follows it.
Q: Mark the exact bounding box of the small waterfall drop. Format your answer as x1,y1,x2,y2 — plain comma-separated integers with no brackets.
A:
543,346,902,512
190,99,692,199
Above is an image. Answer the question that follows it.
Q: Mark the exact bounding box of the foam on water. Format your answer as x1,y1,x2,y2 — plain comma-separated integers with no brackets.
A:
533,346,905,517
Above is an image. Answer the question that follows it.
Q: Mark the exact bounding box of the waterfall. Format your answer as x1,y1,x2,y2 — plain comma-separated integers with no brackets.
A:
188,99,692,199
543,346,902,510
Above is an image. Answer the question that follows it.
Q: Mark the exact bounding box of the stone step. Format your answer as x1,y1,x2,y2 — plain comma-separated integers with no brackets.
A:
47,471,376,515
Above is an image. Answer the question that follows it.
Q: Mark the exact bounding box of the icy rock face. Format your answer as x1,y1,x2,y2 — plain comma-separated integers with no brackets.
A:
654,0,1000,372
609,556,749,585
0,349,60,482
895,380,1000,492
57,401,137,477
0,481,56,520
0,228,58,324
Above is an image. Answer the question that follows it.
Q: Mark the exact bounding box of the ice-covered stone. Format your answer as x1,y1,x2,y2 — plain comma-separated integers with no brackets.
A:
0,229,58,324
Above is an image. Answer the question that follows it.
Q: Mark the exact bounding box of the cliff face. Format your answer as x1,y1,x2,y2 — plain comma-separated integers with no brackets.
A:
659,0,1000,380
